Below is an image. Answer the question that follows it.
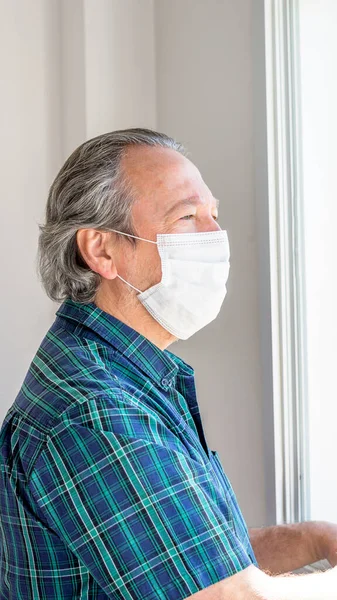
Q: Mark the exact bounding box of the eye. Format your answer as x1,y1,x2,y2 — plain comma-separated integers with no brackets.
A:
213,215,218,221
180,214,195,220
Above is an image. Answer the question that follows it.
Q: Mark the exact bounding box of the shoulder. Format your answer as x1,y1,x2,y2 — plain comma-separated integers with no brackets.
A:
0,324,125,477
12,323,122,427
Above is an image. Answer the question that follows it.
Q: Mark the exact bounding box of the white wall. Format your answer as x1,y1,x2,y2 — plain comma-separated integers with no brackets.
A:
60,0,157,153
0,0,156,415
0,0,272,528
155,0,267,528
0,0,62,413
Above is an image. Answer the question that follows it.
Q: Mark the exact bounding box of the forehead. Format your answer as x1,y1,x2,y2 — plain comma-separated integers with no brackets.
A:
121,145,211,209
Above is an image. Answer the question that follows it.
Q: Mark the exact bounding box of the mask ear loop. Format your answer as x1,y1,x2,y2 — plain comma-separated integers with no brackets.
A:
117,274,142,294
108,229,158,244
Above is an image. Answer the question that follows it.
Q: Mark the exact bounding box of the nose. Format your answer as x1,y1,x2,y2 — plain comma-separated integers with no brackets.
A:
197,216,222,233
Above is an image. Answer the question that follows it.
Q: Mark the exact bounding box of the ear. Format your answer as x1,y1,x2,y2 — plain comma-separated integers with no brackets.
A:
76,229,117,280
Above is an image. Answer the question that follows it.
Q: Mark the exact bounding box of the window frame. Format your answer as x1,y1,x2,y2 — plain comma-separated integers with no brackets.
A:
263,0,310,524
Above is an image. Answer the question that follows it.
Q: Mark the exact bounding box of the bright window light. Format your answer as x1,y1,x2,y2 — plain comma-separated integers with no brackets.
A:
298,0,337,522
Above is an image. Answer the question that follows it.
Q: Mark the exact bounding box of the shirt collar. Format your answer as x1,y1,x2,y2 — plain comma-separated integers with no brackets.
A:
55,298,181,389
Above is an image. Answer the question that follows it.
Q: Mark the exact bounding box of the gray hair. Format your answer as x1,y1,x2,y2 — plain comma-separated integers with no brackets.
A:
36,128,186,304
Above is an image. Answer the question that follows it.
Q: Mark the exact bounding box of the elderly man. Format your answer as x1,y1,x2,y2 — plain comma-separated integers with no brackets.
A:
0,128,336,600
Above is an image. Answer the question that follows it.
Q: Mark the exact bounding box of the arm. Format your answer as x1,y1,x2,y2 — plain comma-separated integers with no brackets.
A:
249,565,337,600
249,521,334,575
189,564,337,600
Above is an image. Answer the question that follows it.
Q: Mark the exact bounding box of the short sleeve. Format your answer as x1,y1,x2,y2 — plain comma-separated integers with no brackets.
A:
28,403,253,600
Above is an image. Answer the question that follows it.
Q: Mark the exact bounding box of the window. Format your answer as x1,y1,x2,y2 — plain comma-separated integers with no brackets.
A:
264,0,337,524
298,0,337,523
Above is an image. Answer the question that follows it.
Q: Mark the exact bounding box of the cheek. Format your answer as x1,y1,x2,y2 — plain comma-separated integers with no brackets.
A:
125,244,162,287
141,245,162,283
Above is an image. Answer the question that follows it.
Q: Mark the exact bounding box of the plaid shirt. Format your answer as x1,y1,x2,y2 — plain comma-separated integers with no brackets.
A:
0,299,257,599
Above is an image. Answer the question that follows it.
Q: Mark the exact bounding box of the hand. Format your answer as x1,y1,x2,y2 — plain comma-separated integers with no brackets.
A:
318,522,337,567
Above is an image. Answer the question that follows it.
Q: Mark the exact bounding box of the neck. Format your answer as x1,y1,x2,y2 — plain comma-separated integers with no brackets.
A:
94,280,176,351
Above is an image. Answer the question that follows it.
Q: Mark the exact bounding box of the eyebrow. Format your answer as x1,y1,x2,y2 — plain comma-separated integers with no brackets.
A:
164,196,219,218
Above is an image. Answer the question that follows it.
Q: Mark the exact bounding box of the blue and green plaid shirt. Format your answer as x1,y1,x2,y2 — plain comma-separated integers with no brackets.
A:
0,299,257,599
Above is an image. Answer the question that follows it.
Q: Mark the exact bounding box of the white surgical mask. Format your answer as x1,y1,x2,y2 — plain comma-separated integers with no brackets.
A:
111,229,230,340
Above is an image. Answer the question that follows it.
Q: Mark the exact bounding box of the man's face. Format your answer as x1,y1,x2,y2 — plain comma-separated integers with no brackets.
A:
113,145,221,295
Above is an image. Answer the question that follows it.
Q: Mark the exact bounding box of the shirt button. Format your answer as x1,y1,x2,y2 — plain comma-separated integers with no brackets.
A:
162,378,172,388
